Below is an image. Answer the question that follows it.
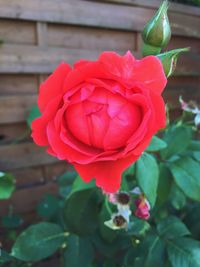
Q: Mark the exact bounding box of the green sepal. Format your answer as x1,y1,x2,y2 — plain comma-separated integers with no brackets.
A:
157,47,190,77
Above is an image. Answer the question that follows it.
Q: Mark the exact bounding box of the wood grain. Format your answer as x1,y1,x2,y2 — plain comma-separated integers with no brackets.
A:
0,94,37,123
0,143,59,170
0,19,36,45
0,74,38,95
0,44,199,76
0,0,199,38
48,24,136,51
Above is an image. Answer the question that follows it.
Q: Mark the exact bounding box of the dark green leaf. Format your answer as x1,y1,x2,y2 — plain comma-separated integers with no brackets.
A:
123,163,135,177
11,222,67,261
71,176,96,195
157,163,172,206
63,235,94,267
136,153,159,207
170,183,186,210
64,188,101,235
188,140,200,151
0,172,15,200
167,238,200,267
146,136,167,152
27,105,41,127
193,151,200,162
37,194,59,219
170,157,200,201
157,216,190,239
127,217,150,237
2,214,23,229
161,125,192,159
138,234,166,267
57,170,77,197
0,250,13,264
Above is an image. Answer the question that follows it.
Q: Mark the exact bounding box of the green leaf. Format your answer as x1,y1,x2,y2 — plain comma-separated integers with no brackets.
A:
0,250,13,264
127,217,150,237
146,136,167,152
189,140,200,151
161,125,192,160
136,153,159,207
0,172,15,200
11,222,67,261
157,216,190,240
157,48,189,77
193,151,200,162
2,214,23,229
57,170,77,198
170,157,200,201
27,105,41,127
138,234,166,267
37,194,59,219
157,163,172,206
170,183,186,210
167,238,200,267
123,163,135,177
64,188,101,235
63,235,94,267
184,203,200,238
71,176,96,195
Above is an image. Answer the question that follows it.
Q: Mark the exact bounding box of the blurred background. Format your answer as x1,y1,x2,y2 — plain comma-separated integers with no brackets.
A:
0,1,199,264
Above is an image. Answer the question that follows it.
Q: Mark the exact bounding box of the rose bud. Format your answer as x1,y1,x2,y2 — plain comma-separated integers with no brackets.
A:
142,0,171,56
32,51,167,193
134,197,151,220
157,47,189,77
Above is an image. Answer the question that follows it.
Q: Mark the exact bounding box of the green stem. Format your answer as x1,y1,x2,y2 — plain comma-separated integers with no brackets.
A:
104,197,113,216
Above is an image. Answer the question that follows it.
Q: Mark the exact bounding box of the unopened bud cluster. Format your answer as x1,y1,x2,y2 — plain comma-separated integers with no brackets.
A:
104,189,151,231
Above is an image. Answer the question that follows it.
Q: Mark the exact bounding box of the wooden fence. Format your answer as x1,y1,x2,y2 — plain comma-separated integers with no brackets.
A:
0,0,200,217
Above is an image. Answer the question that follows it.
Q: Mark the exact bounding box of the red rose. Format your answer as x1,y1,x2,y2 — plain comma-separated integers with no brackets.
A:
32,51,167,193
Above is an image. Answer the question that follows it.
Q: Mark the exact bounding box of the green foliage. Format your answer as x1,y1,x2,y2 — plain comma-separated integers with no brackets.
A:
167,238,200,267
136,152,159,207
170,157,200,201
146,136,167,152
27,105,41,127
64,188,101,235
0,172,15,200
11,222,68,261
63,235,94,267
160,125,192,160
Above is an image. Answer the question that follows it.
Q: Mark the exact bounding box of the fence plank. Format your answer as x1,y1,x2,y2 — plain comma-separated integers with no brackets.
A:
0,74,38,95
0,122,28,144
0,0,199,38
0,94,37,123
0,44,199,76
98,0,200,16
0,44,128,73
0,182,58,214
48,24,136,51
0,143,59,170
0,19,36,45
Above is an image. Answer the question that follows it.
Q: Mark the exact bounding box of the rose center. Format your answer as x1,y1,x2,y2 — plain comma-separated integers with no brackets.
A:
65,88,142,150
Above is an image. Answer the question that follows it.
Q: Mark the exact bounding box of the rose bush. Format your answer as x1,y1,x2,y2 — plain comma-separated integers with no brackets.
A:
32,51,167,192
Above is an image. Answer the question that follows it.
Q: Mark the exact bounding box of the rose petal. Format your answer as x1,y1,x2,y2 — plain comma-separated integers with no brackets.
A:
73,153,140,193
31,95,62,146
133,56,167,94
38,62,71,112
